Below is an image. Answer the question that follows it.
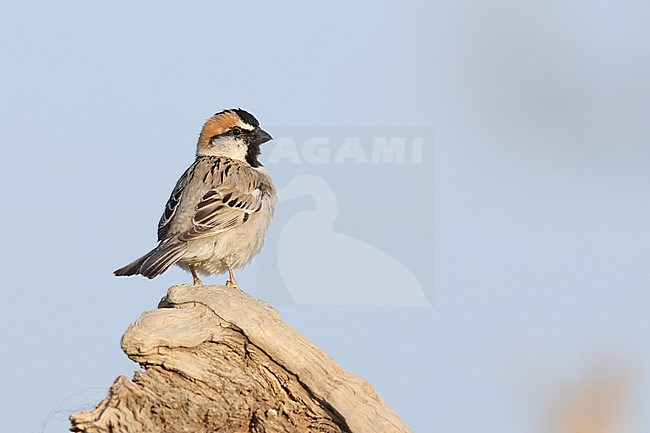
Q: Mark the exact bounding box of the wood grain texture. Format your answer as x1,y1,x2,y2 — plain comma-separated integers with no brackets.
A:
70,285,412,433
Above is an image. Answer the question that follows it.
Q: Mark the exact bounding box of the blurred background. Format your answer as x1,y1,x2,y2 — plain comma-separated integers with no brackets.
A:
1,1,649,432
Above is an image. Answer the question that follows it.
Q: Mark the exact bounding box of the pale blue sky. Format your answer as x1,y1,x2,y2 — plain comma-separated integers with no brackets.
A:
1,1,649,432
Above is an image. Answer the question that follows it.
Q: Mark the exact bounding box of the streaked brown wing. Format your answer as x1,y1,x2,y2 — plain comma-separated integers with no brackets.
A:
178,165,263,241
157,161,198,241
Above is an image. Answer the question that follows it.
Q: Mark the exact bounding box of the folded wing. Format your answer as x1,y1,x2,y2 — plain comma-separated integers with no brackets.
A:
179,167,265,241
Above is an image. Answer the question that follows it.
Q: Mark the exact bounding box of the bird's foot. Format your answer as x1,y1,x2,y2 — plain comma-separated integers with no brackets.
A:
189,265,202,286
224,261,239,289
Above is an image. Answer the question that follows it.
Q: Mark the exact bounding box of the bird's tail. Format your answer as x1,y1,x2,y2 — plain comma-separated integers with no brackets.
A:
114,241,187,279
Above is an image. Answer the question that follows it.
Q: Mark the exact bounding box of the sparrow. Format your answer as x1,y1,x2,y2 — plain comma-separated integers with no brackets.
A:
114,108,276,287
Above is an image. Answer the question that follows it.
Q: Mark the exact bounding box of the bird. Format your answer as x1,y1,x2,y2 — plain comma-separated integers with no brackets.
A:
114,108,276,287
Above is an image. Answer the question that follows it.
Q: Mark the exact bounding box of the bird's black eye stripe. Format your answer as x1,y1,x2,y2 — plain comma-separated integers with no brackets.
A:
231,126,242,136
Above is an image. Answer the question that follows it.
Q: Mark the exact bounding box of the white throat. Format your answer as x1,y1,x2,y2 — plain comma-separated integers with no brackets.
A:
198,137,247,161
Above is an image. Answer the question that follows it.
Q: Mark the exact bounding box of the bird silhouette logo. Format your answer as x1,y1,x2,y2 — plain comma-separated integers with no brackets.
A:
276,174,429,306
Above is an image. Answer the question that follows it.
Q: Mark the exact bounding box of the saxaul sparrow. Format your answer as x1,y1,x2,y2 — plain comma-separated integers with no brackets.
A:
114,108,276,287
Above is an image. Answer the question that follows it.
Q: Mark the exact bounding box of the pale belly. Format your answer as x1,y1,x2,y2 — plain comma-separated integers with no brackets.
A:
175,206,272,276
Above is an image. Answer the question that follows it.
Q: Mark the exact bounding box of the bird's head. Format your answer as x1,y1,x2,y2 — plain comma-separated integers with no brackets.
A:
196,108,272,167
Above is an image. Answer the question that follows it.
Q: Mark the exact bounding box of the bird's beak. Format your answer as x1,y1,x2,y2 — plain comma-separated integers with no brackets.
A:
251,128,273,146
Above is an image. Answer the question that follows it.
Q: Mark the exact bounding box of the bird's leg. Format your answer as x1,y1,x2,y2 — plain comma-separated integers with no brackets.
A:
225,261,238,288
189,264,202,286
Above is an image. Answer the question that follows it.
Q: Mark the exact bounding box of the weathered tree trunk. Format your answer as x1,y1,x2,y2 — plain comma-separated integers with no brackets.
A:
70,285,412,433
